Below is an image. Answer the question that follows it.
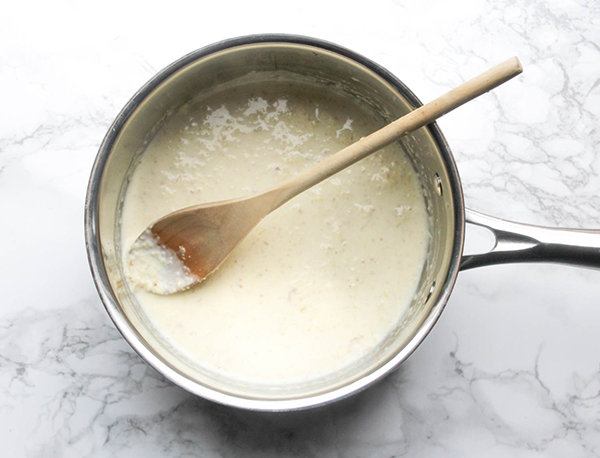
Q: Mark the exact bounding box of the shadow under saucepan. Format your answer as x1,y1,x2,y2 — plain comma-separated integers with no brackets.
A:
147,363,413,457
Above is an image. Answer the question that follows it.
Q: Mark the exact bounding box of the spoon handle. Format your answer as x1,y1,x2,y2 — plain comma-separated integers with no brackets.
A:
267,57,523,210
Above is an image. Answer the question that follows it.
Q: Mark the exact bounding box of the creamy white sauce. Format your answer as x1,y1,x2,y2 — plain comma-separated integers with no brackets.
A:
120,82,430,384
125,229,199,295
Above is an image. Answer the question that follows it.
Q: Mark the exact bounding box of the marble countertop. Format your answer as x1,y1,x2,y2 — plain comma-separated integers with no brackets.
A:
2,0,600,456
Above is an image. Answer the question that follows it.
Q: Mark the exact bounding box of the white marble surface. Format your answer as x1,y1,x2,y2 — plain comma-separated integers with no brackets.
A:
2,0,600,456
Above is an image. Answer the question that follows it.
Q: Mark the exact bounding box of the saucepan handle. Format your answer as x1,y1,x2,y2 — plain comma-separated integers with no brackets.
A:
460,208,600,271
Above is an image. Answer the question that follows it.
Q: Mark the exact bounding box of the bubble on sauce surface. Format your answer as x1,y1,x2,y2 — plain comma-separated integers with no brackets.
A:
125,229,198,295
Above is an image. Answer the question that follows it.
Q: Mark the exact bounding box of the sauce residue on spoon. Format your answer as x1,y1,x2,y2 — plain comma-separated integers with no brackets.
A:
126,229,199,295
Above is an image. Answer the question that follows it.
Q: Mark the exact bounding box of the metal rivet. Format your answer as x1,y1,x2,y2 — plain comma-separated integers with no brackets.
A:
425,280,436,303
434,173,443,197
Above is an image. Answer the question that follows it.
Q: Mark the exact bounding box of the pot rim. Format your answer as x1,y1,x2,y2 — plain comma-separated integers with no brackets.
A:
84,33,466,411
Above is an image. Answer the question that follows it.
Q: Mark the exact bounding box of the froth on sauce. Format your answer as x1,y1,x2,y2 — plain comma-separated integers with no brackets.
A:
120,82,430,384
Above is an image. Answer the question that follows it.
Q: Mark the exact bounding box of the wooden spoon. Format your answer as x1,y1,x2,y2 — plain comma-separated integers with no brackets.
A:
131,57,523,294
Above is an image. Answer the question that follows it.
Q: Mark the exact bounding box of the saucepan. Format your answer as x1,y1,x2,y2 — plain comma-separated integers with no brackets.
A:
85,34,600,411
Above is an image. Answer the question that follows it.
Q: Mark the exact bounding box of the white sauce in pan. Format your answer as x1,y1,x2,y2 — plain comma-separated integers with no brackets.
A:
120,82,430,384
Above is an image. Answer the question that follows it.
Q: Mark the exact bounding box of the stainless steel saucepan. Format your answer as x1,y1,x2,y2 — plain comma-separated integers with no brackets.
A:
85,35,600,411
